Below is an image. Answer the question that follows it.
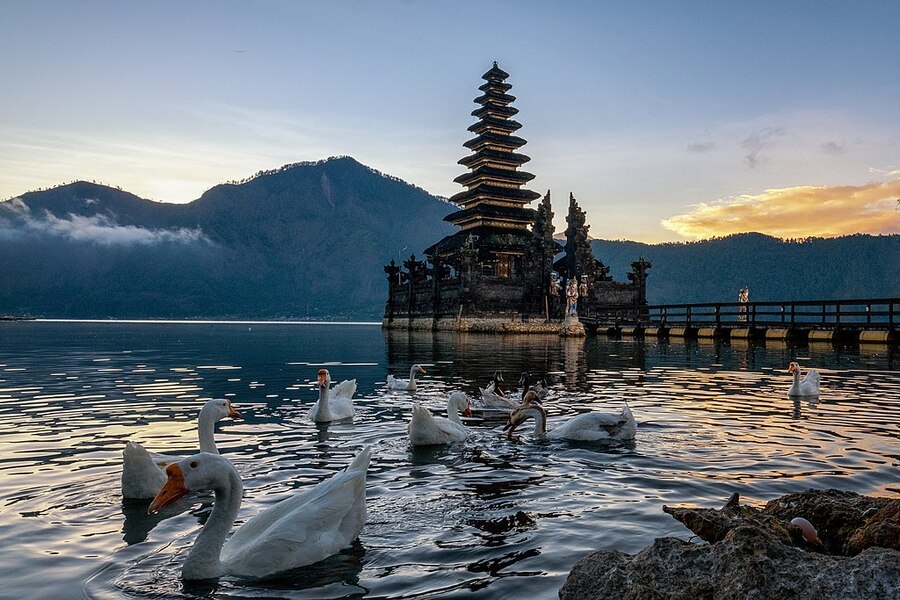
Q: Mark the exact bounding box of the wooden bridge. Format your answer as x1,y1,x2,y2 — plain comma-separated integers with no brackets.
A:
579,297,899,344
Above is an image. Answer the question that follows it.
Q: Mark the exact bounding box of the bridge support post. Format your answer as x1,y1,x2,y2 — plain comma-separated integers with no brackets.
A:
859,330,899,344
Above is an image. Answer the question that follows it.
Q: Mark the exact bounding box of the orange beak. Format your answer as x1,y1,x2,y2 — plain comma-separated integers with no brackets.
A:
788,363,797,373
317,369,328,387
148,463,189,514
417,366,426,374
227,402,241,419
463,405,472,418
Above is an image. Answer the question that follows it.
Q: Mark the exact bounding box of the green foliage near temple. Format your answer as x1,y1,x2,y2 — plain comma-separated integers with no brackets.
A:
592,233,900,304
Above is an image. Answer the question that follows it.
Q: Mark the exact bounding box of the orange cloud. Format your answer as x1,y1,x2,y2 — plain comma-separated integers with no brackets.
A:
661,179,900,239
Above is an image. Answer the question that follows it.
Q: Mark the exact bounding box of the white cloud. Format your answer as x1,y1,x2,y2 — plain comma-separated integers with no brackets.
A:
869,166,900,177
661,179,900,239
0,204,212,246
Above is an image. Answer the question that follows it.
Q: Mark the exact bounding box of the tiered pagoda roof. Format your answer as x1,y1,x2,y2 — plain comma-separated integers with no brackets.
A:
444,62,541,233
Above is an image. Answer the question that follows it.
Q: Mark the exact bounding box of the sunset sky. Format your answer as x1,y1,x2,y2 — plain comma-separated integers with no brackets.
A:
2,1,898,242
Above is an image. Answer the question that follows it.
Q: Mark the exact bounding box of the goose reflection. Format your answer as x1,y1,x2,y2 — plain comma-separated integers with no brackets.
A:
408,442,464,466
467,510,536,539
790,396,820,420
466,547,542,578
238,541,368,594
120,496,193,545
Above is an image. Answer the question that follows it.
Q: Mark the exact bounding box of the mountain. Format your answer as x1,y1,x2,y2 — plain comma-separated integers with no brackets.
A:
0,157,454,319
1,159,896,319
592,233,900,304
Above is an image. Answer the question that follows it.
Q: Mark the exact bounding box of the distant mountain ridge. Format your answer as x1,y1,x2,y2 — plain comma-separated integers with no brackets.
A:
1,157,896,318
0,157,454,319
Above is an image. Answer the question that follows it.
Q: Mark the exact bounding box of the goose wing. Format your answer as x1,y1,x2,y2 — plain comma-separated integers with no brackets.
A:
551,406,636,442
330,379,357,400
121,441,168,499
409,403,467,445
803,369,821,387
222,447,370,578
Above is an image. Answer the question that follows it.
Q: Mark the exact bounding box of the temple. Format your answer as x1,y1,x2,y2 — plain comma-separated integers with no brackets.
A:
383,63,650,333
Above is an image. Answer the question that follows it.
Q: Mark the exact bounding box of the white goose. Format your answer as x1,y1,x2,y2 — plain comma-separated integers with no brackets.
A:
408,391,472,446
386,364,426,392
479,371,517,410
307,369,356,422
788,361,820,397
504,392,636,442
122,398,240,500
149,446,371,580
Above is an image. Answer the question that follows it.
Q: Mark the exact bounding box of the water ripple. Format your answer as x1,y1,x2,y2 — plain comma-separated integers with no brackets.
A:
0,322,896,599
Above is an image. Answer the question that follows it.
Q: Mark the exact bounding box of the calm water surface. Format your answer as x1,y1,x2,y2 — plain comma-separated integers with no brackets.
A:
0,322,897,599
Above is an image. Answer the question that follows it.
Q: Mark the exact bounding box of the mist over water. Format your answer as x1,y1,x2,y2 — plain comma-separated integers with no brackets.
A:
0,322,897,599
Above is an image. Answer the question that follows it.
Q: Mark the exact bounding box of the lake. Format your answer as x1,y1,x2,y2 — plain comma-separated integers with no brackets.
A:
0,321,897,599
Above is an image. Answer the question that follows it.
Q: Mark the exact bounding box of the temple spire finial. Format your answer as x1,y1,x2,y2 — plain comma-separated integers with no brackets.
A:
493,60,498,68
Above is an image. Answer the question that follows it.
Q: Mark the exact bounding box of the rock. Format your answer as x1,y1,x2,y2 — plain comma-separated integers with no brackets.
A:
560,489,900,600
845,501,900,556
762,489,896,555
662,501,801,548
560,528,900,600
559,315,586,337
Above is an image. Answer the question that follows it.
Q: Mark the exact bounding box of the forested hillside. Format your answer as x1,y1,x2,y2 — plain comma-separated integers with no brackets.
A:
593,233,899,304
0,157,454,319
1,157,896,319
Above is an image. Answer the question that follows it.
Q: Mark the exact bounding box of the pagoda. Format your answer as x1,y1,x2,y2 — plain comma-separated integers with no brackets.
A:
424,62,542,278
383,63,650,332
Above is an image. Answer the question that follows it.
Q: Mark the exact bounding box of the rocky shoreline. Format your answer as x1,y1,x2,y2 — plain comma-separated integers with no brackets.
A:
382,316,585,335
559,489,900,599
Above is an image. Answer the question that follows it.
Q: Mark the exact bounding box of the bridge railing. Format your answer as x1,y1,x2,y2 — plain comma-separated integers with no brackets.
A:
582,297,898,330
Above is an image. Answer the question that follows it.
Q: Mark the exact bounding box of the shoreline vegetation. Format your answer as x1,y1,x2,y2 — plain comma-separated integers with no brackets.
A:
17,318,383,325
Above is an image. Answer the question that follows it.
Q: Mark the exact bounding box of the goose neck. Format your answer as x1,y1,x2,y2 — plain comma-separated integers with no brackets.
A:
531,407,547,435
197,408,219,454
317,384,331,419
182,466,243,580
447,399,461,425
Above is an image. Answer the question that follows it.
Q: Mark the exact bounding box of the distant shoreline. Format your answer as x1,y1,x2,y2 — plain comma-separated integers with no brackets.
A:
28,319,383,326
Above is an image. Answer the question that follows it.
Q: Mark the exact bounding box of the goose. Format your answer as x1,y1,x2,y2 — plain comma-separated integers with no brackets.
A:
504,393,636,442
408,391,472,446
386,364,426,392
149,446,371,580
122,399,240,500
479,371,517,410
479,381,518,410
308,369,356,422
518,372,549,402
787,362,820,397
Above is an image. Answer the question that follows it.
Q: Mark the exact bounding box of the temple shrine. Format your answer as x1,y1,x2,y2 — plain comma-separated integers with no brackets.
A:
383,63,650,333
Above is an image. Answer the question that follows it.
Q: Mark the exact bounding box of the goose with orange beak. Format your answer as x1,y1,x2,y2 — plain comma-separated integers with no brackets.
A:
149,447,371,580
307,368,356,422
787,361,820,397
387,364,426,392
408,391,472,446
122,398,241,499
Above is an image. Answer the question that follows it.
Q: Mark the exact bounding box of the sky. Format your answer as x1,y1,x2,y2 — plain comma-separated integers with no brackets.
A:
1,0,898,243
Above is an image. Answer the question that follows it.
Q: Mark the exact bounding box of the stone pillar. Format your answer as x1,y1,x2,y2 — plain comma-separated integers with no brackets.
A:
383,260,400,323
627,256,652,324
458,234,479,315
429,255,444,317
